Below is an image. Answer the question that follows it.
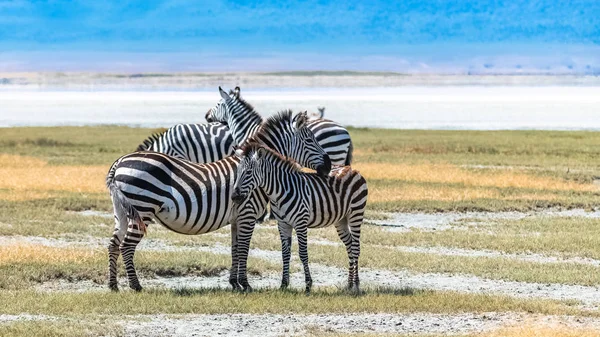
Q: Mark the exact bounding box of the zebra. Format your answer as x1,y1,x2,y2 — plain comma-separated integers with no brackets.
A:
205,86,353,166
231,143,368,294
308,106,325,119
106,111,331,291
136,123,234,163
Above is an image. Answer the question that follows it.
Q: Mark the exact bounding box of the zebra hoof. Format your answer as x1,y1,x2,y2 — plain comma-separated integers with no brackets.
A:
242,285,253,293
229,279,241,291
109,283,119,292
304,287,311,296
130,284,143,292
280,281,289,290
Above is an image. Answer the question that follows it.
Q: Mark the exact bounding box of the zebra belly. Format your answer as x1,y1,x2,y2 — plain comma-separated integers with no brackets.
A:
152,193,235,235
153,207,233,235
308,215,346,229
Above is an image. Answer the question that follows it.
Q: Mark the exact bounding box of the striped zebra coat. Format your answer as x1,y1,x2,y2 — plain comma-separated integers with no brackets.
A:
106,112,330,291
137,122,233,163
232,144,368,293
206,86,353,166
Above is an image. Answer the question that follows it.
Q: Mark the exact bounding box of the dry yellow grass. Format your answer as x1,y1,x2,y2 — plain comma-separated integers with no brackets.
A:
0,154,580,203
368,184,560,203
482,324,600,337
369,184,499,202
0,244,98,265
0,154,48,168
356,162,596,192
0,190,55,201
0,154,106,198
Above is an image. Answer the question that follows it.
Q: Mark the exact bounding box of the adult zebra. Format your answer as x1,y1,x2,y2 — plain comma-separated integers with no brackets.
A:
136,122,233,163
232,144,368,293
106,112,330,291
205,87,353,166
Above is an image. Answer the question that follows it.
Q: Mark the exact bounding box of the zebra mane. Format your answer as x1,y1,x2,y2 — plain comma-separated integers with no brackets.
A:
136,129,167,151
241,142,303,173
254,109,294,136
229,91,261,121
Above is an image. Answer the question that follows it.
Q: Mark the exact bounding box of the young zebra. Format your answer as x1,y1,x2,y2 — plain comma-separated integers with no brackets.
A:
231,144,368,293
206,86,353,166
106,112,331,291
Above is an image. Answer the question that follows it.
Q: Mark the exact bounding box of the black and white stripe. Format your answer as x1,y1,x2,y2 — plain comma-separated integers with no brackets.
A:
137,122,234,163
206,86,353,165
106,112,330,291
232,144,368,294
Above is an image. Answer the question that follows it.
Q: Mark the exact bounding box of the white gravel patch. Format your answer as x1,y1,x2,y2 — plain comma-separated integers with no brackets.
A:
0,314,54,323
120,312,517,337
309,236,600,267
4,312,600,336
370,209,600,232
0,235,105,249
391,245,600,267
72,210,113,218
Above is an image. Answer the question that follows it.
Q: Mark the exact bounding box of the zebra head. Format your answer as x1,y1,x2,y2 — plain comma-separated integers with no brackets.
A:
205,86,242,123
289,111,331,177
231,144,270,204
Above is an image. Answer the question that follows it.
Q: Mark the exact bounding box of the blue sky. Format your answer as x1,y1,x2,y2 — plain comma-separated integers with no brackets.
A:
0,0,599,71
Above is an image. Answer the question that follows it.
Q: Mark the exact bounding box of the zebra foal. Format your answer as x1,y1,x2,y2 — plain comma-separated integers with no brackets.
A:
231,144,368,293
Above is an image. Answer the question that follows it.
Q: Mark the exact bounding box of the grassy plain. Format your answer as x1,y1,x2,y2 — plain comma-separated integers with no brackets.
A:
1,126,600,335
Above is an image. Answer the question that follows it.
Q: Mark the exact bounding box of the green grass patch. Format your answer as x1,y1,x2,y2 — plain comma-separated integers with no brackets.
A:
0,288,589,316
0,319,123,337
0,247,278,290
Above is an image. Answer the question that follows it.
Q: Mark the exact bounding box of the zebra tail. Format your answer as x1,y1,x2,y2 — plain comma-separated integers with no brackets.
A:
345,140,354,166
106,160,147,234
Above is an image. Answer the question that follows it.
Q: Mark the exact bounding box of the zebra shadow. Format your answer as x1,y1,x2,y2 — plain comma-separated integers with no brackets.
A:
163,285,420,297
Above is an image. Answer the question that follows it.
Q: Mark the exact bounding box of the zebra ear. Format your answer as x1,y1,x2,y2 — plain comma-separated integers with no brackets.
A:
317,107,325,118
219,86,230,100
256,147,267,159
295,111,308,129
233,87,241,98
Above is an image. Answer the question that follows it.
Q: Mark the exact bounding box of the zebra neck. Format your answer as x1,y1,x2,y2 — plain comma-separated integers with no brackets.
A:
260,161,303,202
230,119,262,145
252,133,291,158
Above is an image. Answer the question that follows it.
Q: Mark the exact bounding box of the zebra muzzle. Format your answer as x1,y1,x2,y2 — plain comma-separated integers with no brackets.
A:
317,156,332,177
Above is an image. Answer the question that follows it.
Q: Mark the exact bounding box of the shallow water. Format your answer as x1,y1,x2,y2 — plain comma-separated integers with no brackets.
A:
1,86,599,129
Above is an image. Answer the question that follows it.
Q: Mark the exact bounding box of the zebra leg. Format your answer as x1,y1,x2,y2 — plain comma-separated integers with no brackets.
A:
108,206,128,291
334,218,354,290
278,222,293,289
236,218,258,293
295,225,312,295
347,212,364,294
229,220,242,291
119,218,145,292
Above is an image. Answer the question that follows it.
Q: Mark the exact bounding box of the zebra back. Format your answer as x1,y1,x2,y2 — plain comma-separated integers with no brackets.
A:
135,123,234,163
